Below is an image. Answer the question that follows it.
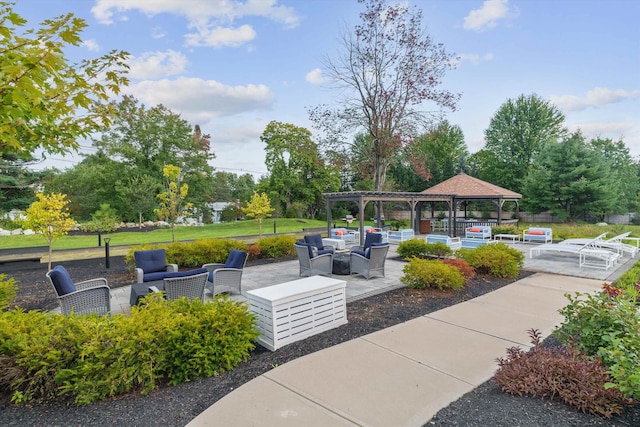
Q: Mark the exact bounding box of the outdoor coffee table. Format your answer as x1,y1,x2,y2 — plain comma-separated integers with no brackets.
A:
494,233,520,243
332,252,351,275
129,280,164,306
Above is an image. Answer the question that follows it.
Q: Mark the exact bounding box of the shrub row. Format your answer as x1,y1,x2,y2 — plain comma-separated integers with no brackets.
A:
397,239,452,259
0,295,259,405
125,235,297,270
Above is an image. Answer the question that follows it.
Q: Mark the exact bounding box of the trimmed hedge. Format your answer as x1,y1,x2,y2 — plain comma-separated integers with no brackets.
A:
0,295,259,405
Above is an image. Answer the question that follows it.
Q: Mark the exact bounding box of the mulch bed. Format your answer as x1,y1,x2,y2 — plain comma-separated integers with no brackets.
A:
1,257,638,427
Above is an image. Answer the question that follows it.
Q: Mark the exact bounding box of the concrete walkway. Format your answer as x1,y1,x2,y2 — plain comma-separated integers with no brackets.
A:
182,243,634,427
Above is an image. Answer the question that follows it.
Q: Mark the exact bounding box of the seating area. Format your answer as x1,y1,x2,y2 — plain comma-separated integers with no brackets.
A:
522,227,553,244
330,227,357,244
134,248,208,283
294,242,333,277
559,232,638,258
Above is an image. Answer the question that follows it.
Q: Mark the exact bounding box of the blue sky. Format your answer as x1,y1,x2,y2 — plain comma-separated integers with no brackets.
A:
16,0,640,178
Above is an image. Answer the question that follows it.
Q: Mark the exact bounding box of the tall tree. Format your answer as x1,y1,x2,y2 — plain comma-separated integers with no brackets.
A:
93,96,215,212
22,192,76,270
308,0,459,195
45,153,127,220
0,3,129,157
522,132,618,222
401,120,468,188
481,94,566,194
259,121,339,217
115,174,160,227
589,137,640,213
0,155,41,212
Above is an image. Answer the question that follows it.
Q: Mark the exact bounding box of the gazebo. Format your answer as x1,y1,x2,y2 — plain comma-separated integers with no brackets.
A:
324,173,522,244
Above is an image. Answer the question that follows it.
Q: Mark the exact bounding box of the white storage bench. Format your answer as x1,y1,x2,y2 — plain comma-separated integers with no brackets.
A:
247,276,348,351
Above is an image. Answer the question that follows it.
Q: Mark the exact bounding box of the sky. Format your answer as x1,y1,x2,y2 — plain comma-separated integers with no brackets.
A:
14,0,640,179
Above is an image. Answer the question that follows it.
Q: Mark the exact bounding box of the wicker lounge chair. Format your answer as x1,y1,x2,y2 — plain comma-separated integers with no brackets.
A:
202,249,248,295
350,243,389,279
164,272,209,302
46,265,111,316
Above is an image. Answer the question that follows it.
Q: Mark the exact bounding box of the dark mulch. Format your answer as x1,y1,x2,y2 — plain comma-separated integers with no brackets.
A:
1,257,638,427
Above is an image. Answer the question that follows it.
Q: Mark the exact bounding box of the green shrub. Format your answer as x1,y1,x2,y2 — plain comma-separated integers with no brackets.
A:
254,235,296,258
456,243,523,279
491,225,518,236
495,329,626,418
0,295,259,405
555,288,640,400
400,258,464,291
425,241,452,258
126,238,249,269
397,238,429,259
0,274,17,311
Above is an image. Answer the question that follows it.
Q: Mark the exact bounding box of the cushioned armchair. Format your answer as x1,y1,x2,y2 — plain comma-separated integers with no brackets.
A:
350,232,382,255
350,243,389,280
294,243,333,277
46,265,111,316
202,249,248,295
303,234,334,254
164,272,209,303
134,249,179,283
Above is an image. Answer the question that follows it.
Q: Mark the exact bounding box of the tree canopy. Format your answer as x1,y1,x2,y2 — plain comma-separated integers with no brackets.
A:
0,2,129,157
480,94,566,194
522,132,618,222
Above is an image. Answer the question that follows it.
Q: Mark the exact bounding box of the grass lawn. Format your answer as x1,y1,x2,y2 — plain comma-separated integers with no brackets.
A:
0,218,330,250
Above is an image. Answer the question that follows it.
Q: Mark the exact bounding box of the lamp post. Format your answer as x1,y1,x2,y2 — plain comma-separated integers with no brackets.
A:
104,238,111,268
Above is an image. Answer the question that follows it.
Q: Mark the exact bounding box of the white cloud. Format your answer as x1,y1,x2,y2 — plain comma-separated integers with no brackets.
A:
185,24,256,48
305,68,329,85
456,53,494,65
550,87,640,112
151,26,166,39
82,39,100,52
463,0,510,31
126,77,275,120
91,0,300,48
127,50,188,79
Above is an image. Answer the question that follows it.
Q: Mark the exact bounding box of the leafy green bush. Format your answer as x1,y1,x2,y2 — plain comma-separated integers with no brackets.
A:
456,243,523,279
491,225,518,236
495,329,626,418
400,258,464,291
397,238,429,259
425,242,452,258
0,295,259,405
254,235,296,258
555,288,640,400
0,274,17,311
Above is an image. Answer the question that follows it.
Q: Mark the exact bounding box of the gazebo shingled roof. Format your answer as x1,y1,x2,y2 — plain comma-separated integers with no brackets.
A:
421,173,522,199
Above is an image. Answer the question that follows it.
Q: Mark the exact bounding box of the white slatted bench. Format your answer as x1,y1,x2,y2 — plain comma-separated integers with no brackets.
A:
247,276,347,351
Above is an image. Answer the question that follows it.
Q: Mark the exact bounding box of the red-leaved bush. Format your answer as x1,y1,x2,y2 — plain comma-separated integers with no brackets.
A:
494,329,627,418
441,258,475,280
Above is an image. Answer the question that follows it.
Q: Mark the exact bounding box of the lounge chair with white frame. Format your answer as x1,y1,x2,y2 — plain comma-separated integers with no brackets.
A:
530,232,620,270
558,232,637,257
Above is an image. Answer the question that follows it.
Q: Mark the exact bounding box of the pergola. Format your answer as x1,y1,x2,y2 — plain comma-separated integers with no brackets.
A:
324,173,522,244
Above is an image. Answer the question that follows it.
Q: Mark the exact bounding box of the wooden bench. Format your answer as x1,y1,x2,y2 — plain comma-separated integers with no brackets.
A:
247,276,347,351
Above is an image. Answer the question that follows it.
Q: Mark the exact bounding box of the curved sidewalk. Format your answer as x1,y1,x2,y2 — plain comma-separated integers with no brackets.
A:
187,272,604,427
